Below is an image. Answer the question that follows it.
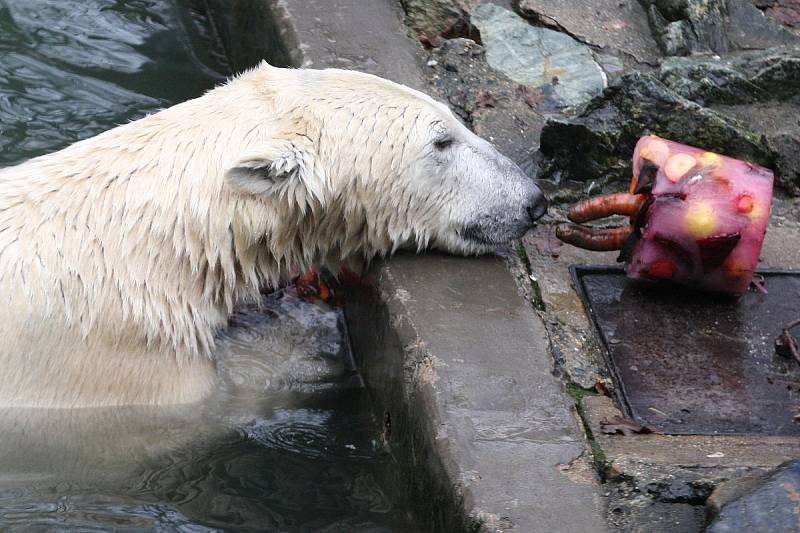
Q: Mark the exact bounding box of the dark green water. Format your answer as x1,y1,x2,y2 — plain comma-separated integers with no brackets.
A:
0,2,415,531
0,0,226,165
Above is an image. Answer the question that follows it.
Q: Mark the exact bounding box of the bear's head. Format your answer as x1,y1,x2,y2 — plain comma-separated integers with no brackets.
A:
224,62,547,264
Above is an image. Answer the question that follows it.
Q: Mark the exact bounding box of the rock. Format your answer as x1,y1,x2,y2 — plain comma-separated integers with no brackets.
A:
471,3,607,108
629,502,706,533
425,38,546,172
764,129,800,194
755,0,800,36
712,102,800,194
658,47,800,105
606,480,708,533
707,460,800,533
657,48,800,192
537,72,772,186
512,0,662,64
538,47,800,193
706,474,768,514
400,0,478,44
641,0,798,56
644,479,714,504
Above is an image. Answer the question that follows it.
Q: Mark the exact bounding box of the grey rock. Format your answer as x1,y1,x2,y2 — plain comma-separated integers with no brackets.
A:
513,0,662,64
658,47,800,105
644,479,714,504
594,52,628,83
537,72,771,186
538,47,800,193
708,460,800,533
471,3,607,108
754,0,800,36
712,101,800,195
658,48,800,193
765,129,800,195
706,475,768,514
642,0,799,56
726,0,800,49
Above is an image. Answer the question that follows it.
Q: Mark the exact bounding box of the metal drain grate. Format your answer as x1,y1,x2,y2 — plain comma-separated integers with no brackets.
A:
572,266,800,436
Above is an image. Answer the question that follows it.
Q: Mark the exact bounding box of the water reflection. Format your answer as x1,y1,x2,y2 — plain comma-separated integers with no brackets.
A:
0,0,226,166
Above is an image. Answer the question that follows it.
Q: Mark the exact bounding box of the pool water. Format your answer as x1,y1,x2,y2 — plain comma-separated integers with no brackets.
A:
0,1,415,531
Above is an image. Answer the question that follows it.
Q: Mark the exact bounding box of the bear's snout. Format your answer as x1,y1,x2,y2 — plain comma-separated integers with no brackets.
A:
526,190,548,223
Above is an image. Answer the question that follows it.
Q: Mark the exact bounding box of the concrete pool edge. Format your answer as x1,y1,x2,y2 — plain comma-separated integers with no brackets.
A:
204,0,608,530
343,254,607,532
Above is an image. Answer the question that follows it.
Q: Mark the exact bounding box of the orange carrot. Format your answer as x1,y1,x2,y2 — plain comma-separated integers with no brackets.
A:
567,193,647,224
555,224,633,251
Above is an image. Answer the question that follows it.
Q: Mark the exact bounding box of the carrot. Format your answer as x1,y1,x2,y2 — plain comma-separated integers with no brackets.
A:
555,224,633,251
567,193,647,224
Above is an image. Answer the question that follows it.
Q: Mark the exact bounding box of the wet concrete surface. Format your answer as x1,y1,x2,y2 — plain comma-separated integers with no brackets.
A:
344,253,607,532
524,204,800,530
267,0,427,90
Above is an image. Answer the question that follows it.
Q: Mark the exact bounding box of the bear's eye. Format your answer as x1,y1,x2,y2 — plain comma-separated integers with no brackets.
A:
433,137,454,151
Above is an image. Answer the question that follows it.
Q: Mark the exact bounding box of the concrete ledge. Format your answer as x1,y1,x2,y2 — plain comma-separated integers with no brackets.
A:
264,0,426,90
344,254,606,532
585,395,800,473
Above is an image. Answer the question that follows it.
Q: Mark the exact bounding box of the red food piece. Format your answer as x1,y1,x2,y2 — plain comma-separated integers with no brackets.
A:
697,233,742,272
736,194,754,214
645,260,675,280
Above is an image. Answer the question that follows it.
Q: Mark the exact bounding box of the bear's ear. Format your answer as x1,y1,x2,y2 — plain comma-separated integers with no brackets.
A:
225,138,325,203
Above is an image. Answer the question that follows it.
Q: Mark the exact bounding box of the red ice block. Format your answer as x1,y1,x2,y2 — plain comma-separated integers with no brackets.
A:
626,136,773,294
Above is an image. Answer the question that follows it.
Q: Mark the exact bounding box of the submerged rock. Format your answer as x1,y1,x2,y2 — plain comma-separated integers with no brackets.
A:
471,3,607,108
707,460,800,533
641,0,798,56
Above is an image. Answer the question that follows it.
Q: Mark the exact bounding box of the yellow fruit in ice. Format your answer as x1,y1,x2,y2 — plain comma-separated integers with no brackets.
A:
664,153,697,183
640,137,670,166
684,202,717,239
697,151,722,170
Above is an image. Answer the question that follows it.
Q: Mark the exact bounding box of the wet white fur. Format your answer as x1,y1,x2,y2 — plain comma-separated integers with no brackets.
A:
0,62,536,407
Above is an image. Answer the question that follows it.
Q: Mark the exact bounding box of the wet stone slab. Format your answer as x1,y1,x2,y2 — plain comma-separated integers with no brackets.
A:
513,0,662,64
573,267,800,436
471,3,606,108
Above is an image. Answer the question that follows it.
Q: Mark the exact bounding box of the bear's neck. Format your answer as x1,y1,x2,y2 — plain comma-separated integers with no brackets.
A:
0,94,279,363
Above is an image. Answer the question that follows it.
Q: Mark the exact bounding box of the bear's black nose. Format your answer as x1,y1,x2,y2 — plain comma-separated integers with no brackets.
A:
527,194,548,223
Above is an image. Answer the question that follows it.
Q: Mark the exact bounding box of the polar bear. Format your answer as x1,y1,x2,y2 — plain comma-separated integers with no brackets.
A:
0,62,547,408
